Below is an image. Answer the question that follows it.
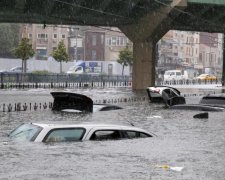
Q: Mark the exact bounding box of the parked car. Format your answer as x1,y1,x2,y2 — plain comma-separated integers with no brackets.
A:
163,70,186,81
9,66,29,73
195,74,217,80
8,123,154,142
0,69,7,73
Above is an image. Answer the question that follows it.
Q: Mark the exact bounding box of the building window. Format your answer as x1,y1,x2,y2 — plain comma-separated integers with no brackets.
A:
28,34,32,38
53,34,57,38
92,35,96,46
62,34,66,39
37,34,48,39
101,35,104,44
117,37,120,46
92,50,96,60
112,37,116,46
36,48,47,60
53,47,57,51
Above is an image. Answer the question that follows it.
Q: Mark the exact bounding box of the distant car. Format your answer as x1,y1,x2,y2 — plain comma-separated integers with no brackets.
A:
163,70,184,81
0,69,7,73
9,66,29,73
8,123,154,142
51,92,122,113
195,74,217,80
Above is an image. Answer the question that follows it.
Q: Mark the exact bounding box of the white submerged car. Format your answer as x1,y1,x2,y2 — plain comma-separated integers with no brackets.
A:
9,123,154,142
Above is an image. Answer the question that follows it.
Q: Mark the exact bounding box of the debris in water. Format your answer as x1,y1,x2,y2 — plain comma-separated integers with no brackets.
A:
155,165,184,172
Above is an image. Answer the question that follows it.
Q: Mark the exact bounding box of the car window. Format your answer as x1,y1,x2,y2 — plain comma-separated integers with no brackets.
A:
90,130,121,141
176,72,181,76
125,131,152,139
44,128,85,142
9,123,43,141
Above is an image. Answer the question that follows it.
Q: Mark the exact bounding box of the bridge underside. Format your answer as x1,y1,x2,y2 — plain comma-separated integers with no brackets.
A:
0,0,225,90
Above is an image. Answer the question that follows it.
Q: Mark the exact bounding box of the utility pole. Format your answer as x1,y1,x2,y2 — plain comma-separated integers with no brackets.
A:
75,28,78,62
222,34,225,86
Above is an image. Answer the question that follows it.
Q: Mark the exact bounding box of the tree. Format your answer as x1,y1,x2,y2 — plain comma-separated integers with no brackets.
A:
52,40,69,73
117,46,133,75
15,38,35,73
0,24,20,58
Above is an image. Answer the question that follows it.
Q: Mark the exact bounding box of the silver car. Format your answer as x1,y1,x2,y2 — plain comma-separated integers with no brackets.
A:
9,123,154,142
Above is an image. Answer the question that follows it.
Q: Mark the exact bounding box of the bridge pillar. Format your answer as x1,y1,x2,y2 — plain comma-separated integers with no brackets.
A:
132,41,156,90
120,0,187,90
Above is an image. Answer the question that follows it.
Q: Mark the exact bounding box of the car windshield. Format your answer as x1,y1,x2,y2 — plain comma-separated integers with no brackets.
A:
165,72,172,75
9,123,43,141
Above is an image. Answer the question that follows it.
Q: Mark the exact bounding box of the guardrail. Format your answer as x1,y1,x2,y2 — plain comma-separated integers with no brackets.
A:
0,96,147,112
156,78,222,86
0,72,222,89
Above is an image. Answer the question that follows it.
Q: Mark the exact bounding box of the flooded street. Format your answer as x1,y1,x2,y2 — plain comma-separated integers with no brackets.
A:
1,88,225,180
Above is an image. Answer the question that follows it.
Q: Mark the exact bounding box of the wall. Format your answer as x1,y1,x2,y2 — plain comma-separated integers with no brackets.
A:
0,58,74,73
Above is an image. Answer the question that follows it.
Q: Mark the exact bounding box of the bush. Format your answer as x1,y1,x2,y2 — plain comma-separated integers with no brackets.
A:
32,70,50,75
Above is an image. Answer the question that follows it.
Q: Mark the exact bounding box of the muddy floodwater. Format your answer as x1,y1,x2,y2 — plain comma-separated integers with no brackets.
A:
0,87,225,180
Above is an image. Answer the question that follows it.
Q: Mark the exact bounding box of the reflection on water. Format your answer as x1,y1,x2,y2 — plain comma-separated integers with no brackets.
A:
1,88,225,179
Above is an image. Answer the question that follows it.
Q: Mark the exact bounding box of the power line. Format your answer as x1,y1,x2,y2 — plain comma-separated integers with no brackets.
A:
52,0,131,19
153,0,225,31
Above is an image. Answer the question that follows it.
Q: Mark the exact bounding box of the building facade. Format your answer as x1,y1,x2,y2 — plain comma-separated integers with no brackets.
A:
157,30,200,71
23,24,69,60
84,31,105,61
199,32,223,75
105,27,131,61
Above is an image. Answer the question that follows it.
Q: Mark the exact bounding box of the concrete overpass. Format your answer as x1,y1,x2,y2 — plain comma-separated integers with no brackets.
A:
0,0,225,90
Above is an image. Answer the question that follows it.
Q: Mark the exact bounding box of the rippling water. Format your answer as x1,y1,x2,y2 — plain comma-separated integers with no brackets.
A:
1,88,225,180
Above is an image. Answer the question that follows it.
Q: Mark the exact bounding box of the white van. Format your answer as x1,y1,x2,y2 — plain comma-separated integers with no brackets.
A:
164,70,184,81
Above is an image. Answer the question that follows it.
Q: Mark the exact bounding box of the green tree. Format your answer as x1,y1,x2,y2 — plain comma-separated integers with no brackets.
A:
0,24,20,58
15,38,35,73
117,46,133,75
52,40,69,73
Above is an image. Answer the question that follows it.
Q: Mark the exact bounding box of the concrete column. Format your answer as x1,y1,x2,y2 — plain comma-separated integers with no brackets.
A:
119,0,187,90
132,41,156,90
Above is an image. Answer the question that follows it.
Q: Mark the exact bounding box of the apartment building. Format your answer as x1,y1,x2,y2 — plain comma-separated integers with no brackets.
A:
105,27,131,61
23,24,69,60
199,32,223,75
75,27,131,62
158,30,200,68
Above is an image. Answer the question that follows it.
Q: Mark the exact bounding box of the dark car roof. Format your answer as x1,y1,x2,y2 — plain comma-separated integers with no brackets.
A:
51,92,122,113
51,92,93,112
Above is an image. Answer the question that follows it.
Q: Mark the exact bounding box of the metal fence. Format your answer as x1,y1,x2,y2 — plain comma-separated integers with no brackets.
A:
0,72,132,89
156,78,222,86
0,72,222,89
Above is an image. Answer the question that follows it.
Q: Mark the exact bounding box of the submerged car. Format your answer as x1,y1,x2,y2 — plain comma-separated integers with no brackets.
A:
51,92,122,113
146,86,225,111
8,123,154,142
146,86,186,106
